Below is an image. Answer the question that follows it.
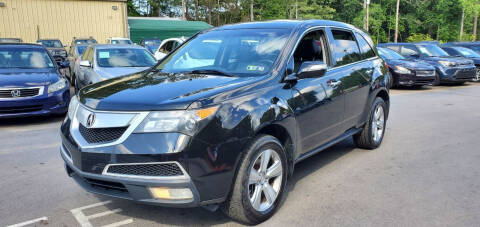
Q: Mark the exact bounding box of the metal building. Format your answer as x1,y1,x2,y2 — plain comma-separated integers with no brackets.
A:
0,0,128,47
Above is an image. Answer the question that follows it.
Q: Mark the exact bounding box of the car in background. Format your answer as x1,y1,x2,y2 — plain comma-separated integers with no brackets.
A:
377,47,436,87
37,39,67,63
444,42,480,54
140,38,162,54
0,38,23,43
0,43,70,118
440,45,480,81
67,44,88,84
154,37,186,60
377,43,476,85
61,20,390,225
69,37,97,56
106,37,132,45
75,44,156,92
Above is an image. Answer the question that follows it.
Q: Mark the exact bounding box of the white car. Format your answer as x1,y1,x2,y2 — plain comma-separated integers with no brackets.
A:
154,37,186,60
106,37,133,45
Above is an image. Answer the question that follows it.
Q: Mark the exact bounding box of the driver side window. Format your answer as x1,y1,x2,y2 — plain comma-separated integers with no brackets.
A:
292,30,327,74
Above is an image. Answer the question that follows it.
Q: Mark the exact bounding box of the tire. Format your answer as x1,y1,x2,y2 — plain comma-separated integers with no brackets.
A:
432,72,441,86
74,77,80,94
354,97,387,149
222,135,288,225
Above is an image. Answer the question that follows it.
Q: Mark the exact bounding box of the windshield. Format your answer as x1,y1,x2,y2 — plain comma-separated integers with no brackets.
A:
146,45,158,53
454,47,480,58
96,48,157,67
75,39,97,45
417,45,449,57
0,47,54,69
377,47,405,60
111,39,132,45
77,46,88,55
158,29,291,77
38,40,63,48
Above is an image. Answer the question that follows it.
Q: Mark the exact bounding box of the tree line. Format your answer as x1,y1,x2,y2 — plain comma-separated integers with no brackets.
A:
128,0,480,43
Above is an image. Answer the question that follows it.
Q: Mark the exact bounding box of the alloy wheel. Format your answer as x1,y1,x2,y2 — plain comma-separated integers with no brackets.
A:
248,149,283,212
371,105,385,143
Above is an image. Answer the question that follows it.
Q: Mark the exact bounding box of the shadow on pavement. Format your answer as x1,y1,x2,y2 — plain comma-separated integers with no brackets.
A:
0,114,65,126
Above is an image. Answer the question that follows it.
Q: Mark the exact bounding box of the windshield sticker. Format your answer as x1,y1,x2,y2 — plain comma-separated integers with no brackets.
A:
98,51,110,58
48,63,53,67
247,65,265,71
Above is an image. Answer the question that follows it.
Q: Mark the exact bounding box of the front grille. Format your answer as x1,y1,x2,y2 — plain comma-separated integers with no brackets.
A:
0,88,40,98
84,177,127,192
79,124,127,144
106,163,184,177
0,105,43,114
455,70,475,79
415,70,435,77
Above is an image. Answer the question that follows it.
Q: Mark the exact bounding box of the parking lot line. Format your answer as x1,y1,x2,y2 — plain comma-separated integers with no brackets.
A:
6,216,48,227
87,208,122,219
71,201,134,227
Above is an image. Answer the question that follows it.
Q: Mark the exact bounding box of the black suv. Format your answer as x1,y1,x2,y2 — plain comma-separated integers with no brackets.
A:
61,20,390,224
378,43,476,85
37,39,67,63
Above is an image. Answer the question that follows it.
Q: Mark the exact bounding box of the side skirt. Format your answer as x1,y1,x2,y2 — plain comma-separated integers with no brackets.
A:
295,128,362,163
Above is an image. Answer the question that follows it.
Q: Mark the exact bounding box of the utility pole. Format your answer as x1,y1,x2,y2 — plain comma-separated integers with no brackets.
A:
474,13,478,41
295,0,298,19
394,0,400,43
366,0,370,32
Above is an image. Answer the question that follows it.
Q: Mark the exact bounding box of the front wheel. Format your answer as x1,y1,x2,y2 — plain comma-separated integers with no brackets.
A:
222,135,287,225
432,72,441,86
354,97,387,149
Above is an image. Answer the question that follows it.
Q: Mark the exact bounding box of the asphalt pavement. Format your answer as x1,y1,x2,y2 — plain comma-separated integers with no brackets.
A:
1,83,480,227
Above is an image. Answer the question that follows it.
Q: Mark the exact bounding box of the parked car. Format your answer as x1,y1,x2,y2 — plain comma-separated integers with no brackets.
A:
140,38,162,54
0,38,23,43
106,37,133,45
444,42,480,54
440,45,480,81
378,43,476,85
67,44,88,84
0,43,70,118
154,37,186,60
61,20,390,225
377,47,436,87
75,44,156,92
37,39,68,63
69,37,97,57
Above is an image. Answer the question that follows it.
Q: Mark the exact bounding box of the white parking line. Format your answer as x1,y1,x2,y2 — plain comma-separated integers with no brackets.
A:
6,216,48,227
71,201,133,227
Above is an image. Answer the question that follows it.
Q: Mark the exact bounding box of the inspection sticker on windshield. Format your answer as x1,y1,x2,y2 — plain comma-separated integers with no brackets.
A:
247,65,265,71
48,63,53,67
98,51,110,58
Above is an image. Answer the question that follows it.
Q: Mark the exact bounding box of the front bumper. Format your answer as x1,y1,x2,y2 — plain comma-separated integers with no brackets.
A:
0,87,70,118
394,72,435,86
438,66,477,82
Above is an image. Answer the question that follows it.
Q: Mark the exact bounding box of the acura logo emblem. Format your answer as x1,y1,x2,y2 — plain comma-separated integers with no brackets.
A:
86,113,96,127
11,90,21,98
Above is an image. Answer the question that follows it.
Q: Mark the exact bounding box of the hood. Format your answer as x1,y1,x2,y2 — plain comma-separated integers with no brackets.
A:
96,67,152,80
0,68,60,88
421,56,473,65
79,72,263,111
386,59,434,70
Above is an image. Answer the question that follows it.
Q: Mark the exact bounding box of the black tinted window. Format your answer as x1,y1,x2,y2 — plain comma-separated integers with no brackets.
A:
331,30,362,66
356,34,375,59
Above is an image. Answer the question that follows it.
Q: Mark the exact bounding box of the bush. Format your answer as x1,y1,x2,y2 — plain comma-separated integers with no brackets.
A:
407,33,434,42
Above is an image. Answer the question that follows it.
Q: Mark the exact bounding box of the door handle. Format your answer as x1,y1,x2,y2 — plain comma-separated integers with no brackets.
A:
327,79,342,87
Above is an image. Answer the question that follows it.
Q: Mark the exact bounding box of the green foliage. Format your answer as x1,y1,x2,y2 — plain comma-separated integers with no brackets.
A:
127,0,480,42
407,33,433,43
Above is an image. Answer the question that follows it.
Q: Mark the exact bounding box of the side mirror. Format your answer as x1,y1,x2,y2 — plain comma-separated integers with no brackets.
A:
58,61,69,68
297,61,327,79
79,60,91,68
63,44,67,47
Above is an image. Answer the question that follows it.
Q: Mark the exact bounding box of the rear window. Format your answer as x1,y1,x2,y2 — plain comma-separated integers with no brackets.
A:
331,30,362,66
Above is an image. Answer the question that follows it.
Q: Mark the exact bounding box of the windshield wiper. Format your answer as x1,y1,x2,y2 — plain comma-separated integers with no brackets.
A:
188,69,236,77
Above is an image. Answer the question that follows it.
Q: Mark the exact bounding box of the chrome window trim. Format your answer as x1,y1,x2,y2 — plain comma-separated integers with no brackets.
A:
102,161,190,181
0,86,44,100
70,103,149,149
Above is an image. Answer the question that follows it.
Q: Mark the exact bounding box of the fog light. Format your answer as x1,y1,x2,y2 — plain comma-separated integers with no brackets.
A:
149,187,193,200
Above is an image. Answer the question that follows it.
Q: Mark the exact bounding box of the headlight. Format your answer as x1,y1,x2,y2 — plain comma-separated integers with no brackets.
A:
439,61,456,67
67,95,79,119
48,78,67,93
394,66,412,74
134,106,218,136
